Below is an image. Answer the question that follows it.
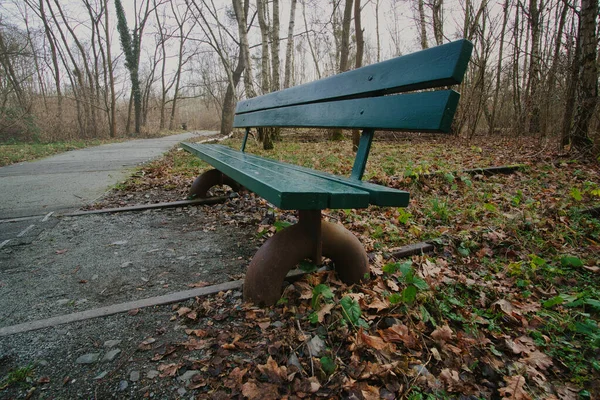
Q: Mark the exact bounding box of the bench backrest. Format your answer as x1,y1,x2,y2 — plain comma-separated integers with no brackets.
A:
233,39,473,133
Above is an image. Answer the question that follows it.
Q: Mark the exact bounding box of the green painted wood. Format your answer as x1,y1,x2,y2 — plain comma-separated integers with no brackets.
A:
183,144,410,207
234,90,460,132
235,39,473,114
351,129,374,180
181,143,371,210
241,127,250,152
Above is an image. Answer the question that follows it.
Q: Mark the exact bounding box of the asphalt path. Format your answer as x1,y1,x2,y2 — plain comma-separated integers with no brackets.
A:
0,131,213,220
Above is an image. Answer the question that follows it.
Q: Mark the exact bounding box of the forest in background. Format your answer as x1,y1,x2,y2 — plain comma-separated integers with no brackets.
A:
0,0,597,156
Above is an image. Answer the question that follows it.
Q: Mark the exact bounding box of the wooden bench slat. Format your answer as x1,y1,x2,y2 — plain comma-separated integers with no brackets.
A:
234,90,460,132
181,143,371,210
191,144,410,207
236,39,472,114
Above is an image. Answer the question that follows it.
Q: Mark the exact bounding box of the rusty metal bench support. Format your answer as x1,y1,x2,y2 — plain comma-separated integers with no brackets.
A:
243,210,369,306
189,169,241,199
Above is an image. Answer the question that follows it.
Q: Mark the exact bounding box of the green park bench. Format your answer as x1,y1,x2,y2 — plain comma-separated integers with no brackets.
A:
182,39,473,306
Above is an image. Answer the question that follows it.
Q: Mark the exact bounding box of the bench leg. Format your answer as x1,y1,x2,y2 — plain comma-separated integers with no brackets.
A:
189,169,241,199
243,211,369,306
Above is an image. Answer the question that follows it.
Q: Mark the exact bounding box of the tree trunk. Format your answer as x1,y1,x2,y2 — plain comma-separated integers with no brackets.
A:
375,0,381,62
352,0,364,152
488,0,510,136
233,0,256,99
525,0,542,134
115,0,142,135
256,0,271,95
569,0,598,152
338,0,353,72
561,14,580,147
104,0,117,137
418,0,429,49
256,0,275,149
543,0,568,137
221,45,246,135
432,0,444,45
283,0,297,89
331,0,353,141
270,0,280,91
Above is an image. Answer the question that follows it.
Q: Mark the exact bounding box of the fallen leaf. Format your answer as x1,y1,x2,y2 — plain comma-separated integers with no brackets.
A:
158,363,180,377
293,376,321,394
439,368,461,391
316,303,334,323
386,279,399,291
378,324,418,349
185,329,207,337
366,297,389,312
421,258,441,277
431,325,454,342
151,345,177,361
361,383,380,400
522,350,553,370
188,281,210,288
294,281,313,299
141,337,156,345
37,376,50,384
360,330,387,350
241,380,280,399
258,356,288,383
185,311,197,320
188,374,207,390
224,367,248,389
494,299,518,315
79,280,88,284
257,319,271,330
506,336,537,355
128,308,140,316
180,338,209,351
176,307,192,317
498,375,532,400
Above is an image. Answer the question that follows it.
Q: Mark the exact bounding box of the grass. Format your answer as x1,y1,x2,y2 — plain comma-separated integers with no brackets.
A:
0,129,189,167
0,364,34,390
0,139,125,167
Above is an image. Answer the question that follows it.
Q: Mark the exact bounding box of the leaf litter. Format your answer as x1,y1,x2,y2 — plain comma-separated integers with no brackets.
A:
75,133,600,398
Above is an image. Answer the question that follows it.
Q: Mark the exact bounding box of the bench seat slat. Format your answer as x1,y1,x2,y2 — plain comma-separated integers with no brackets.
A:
190,144,410,207
181,143,371,210
236,39,473,114
234,90,460,132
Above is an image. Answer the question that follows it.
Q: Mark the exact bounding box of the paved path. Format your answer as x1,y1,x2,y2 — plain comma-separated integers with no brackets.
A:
0,131,213,220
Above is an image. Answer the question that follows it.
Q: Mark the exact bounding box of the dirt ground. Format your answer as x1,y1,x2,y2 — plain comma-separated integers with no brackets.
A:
0,194,266,399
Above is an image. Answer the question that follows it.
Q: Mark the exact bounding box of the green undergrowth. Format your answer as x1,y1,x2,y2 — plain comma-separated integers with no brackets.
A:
123,134,599,396
0,364,34,390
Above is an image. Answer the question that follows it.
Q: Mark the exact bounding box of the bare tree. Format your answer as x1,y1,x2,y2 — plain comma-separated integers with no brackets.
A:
169,1,196,130
488,0,511,136
431,0,444,45
283,0,297,88
524,0,543,134
302,0,321,79
270,0,280,91
417,0,428,49
352,0,364,151
338,0,353,72
257,0,271,94
568,0,598,152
